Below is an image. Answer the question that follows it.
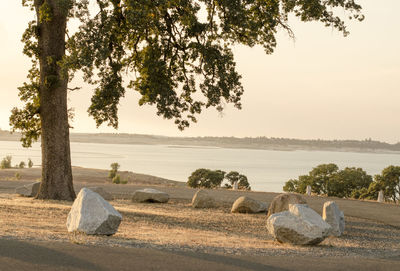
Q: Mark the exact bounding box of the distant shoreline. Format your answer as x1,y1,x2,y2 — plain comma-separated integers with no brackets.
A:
1,130,400,155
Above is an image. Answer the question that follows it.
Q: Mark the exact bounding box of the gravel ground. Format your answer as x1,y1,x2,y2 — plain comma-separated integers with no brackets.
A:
0,195,399,259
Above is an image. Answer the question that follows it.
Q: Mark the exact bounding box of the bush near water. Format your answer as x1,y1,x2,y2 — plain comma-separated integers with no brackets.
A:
187,168,251,190
0,155,33,170
283,163,400,203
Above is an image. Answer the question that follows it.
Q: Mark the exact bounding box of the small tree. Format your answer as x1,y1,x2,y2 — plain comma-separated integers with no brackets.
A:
331,167,372,198
309,164,339,195
283,164,372,198
19,161,26,169
374,166,400,203
112,174,121,184
225,171,251,190
283,175,313,194
28,158,33,168
108,162,120,180
0,156,12,169
187,169,225,189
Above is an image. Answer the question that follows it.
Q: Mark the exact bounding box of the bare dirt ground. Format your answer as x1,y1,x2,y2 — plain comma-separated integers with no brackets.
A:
0,167,400,261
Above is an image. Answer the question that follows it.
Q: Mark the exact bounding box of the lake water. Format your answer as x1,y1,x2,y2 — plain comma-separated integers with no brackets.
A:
1,140,400,192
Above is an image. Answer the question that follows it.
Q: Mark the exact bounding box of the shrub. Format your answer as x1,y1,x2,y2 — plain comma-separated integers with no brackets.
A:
15,172,21,180
0,156,12,169
112,174,121,184
19,161,26,169
225,171,251,190
108,162,120,180
28,158,33,168
187,169,225,188
283,164,372,198
367,166,400,203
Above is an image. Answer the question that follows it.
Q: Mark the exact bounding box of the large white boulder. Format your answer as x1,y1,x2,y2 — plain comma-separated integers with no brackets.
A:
67,188,122,235
322,201,345,237
290,204,332,237
267,204,331,245
192,190,216,208
231,196,268,213
132,188,169,203
15,182,40,197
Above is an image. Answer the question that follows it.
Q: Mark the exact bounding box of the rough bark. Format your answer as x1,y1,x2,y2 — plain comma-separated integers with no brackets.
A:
35,0,75,200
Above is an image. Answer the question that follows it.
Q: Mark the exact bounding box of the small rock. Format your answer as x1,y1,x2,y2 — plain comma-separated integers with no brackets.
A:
231,196,268,213
306,185,312,196
86,187,113,201
15,182,40,197
267,204,331,245
377,190,384,203
267,193,307,218
322,201,345,237
192,190,216,208
132,188,169,203
67,188,122,235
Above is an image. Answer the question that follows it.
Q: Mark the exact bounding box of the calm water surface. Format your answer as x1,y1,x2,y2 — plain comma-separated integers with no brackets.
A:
1,140,400,192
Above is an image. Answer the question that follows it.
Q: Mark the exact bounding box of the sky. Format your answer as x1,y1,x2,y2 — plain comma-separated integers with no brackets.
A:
1,1,399,143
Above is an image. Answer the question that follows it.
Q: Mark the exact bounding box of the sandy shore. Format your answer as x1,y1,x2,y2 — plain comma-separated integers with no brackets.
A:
0,167,399,259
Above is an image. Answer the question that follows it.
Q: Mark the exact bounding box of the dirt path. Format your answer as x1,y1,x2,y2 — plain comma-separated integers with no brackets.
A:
0,238,398,271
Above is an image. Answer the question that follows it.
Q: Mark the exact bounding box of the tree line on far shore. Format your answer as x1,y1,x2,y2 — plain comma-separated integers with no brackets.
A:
283,164,400,203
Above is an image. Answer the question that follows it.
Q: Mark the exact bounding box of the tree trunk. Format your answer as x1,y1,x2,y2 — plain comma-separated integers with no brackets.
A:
35,0,75,200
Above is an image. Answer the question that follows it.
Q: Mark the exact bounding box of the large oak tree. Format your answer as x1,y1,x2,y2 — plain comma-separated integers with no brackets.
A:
10,0,363,200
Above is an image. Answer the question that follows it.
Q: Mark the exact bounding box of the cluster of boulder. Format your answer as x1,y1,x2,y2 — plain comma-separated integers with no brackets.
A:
189,190,345,246
266,194,345,245
16,182,344,245
191,190,268,213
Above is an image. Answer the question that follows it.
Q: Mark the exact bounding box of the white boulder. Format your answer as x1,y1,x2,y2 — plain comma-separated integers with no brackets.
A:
322,201,345,237
306,185,312,196
290,204,332,237
267,204,332,245
67,188,122,235
231,196,268,213
377,190,384,203
132,188,169,203
192,190,216,208
15,182,40,197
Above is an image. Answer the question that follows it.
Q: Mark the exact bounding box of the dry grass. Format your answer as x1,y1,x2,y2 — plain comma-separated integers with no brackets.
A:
0,167,182,187
0,195,399,258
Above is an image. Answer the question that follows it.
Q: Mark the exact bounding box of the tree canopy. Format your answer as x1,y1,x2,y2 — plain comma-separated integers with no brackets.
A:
283,164,373,198
187,168,226,188
12,0,363,146
374,166,400,203
225,171,251,190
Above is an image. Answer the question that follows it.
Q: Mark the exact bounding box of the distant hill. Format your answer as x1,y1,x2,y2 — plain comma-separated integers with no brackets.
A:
1,129,400,153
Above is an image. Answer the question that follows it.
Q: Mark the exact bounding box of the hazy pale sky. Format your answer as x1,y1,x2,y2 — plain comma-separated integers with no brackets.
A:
1,1,399,142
